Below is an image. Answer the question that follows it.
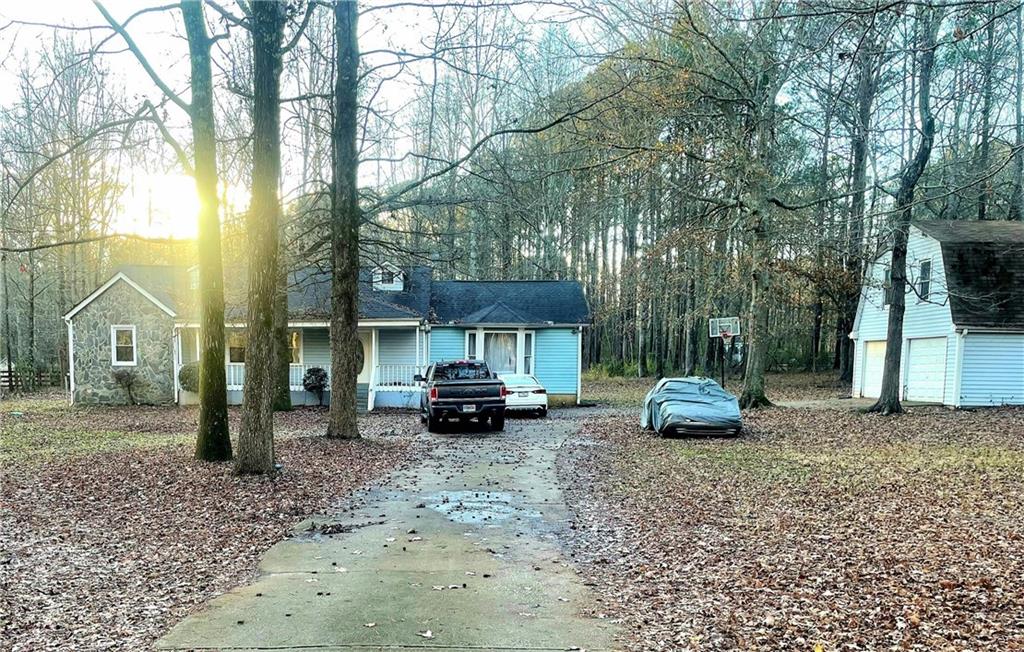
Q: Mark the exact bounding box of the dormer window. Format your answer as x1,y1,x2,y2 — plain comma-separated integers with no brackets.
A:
372,263,404,292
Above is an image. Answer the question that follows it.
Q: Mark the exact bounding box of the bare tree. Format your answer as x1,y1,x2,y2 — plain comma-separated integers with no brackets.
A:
869,5,941,416
236,1,287,475
327,0,361,440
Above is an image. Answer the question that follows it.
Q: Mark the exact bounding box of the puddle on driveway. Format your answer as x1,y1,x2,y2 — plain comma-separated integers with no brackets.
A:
424,490,541,524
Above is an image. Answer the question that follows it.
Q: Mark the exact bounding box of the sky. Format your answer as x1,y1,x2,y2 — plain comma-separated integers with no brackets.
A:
0,0,598,239
0,0,516,239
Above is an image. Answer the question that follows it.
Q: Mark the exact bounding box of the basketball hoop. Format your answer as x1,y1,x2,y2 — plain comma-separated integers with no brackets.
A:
708,317,740,387
720,330,734,347
709,316,741,341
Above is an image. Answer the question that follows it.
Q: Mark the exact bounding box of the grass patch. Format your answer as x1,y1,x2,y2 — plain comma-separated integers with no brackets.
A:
1,421,189,465
645,439,1024,490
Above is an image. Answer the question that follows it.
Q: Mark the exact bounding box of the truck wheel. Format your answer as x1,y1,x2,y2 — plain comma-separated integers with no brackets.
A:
491,413,505,431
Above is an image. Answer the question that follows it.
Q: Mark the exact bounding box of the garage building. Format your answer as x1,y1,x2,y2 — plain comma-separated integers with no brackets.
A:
850,220,1024,407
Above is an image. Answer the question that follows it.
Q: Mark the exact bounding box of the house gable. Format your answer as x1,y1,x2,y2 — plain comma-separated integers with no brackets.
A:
69,278,175,405
64,272,177,321
852,227,954,342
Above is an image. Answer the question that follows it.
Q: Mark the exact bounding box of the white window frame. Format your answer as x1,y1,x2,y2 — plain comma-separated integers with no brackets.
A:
372,262,404,292
464,327,535,374
226,330,247,364
917,259,932,302
110,325,138,366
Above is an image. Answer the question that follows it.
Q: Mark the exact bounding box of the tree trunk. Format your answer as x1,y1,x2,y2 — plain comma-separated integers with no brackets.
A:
184,1,232,462
236,0,286,475
977,5,995,221
327,0,361,440
273,257,292,411
870,6,939,416
841,43,877,383
739,216,772,408
27,250,35,388
1010,4,1024,221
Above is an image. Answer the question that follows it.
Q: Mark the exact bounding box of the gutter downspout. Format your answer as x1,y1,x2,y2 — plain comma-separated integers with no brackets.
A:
576,327,583,405
65,317,75,404
953,326,967,408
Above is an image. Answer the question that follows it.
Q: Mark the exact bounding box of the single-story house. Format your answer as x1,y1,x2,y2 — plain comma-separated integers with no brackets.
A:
62,262,590,410
850,220,1024,407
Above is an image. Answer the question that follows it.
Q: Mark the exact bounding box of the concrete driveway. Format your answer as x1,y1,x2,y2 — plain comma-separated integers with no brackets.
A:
156,414,618,651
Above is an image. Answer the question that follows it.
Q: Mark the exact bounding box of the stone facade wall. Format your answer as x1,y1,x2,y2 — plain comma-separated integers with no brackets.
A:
72,280,175,405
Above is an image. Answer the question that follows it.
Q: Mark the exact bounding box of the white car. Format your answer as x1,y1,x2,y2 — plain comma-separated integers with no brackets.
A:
498,374,548,417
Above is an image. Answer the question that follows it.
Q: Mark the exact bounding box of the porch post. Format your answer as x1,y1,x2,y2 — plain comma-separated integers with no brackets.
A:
516,328,526,374
172,327,181,404
368,328,379,411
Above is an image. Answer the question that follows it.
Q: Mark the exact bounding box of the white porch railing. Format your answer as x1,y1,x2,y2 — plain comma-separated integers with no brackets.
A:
226,363,245,390
227,363,415,393
289,363,331,391
227,363,333,391
374,364,420,390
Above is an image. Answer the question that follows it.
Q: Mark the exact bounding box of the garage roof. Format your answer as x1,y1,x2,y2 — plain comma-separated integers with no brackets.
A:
914,221,1024,330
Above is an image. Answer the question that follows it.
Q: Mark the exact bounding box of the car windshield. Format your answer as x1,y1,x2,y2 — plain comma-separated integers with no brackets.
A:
434,362,491,380
500,374,536,385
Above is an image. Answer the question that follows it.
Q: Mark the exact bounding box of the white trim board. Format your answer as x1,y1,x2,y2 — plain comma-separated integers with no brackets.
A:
64,272,176,320
110,324,138,366
172,319,424,328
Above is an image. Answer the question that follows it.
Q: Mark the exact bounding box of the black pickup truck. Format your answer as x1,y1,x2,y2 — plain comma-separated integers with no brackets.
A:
416,360,507,432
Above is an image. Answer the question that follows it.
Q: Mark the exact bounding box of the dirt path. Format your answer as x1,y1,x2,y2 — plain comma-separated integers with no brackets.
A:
156,415,618,651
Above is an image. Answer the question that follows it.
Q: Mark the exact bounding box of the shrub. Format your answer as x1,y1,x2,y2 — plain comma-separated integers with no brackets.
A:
303,367,329,406
111,368,142,405
178,361,200,393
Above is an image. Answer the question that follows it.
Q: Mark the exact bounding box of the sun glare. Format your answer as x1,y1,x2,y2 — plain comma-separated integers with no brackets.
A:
113,173,250,240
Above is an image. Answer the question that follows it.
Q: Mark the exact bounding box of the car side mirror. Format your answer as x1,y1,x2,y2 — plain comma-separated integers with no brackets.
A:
413,374,423,383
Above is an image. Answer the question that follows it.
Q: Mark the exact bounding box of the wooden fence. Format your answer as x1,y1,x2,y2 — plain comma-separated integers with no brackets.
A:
0,369,62,392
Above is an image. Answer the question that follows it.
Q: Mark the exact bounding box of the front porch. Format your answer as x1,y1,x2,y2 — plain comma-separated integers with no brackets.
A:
173,322,428,411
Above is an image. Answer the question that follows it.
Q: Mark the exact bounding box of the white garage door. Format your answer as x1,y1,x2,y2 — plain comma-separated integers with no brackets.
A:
905,336,947,403
861,340,886,398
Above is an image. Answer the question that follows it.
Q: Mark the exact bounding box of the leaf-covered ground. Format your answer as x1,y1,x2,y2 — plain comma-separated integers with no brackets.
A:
559,405,1024,651
583,372,849,408
0,394,391,464
1,398,419,651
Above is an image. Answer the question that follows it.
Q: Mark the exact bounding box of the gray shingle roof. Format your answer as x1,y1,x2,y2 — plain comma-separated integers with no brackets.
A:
100,265,590,326
112,265,191,314
429,280,590,325
914,220,1024,330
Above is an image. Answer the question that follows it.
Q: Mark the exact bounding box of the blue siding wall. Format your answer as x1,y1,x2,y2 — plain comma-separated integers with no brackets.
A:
429,327,464,362
960,334,1024,406
943,335,960,406
378,329,418,365
428,326,580,397
534,328,579,396
303,328,331,365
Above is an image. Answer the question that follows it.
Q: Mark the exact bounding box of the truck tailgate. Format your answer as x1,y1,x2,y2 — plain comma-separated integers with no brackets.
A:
435,380,503,400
